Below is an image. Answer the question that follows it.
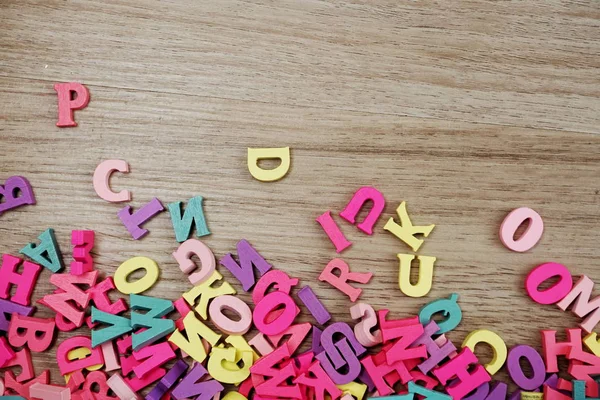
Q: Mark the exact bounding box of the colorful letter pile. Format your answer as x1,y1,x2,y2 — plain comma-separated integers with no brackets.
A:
0,179,600,400
0,136,598,399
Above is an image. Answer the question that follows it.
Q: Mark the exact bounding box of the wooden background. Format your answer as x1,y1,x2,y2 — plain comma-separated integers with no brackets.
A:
1,0,599,395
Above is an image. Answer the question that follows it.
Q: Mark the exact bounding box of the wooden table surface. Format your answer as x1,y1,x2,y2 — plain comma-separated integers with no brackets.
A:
1,0,599,395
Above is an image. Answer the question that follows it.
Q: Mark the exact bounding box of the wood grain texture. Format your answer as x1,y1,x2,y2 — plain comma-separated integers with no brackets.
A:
0,0,599,395
1,0,600,133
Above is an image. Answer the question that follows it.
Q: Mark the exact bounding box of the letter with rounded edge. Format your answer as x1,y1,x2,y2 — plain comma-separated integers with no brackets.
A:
506,345,546,390
526,263,573,305
173,239,216,286
207,346,253,384
0,176,35,215
252,270,299,305
350,303,382,347
462,329,507,375
340,186,386,235
56,335,104,375
398,254,436,298
209,295,252,335
114,256,159,294
93,160,131,203
253,292,299,336
54,82,90,127
8,315,55,352
418,293,462,335
319,259,372,302
247,147,291,182
499,207,544,252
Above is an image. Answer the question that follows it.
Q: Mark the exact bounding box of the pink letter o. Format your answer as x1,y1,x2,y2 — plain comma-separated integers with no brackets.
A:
525,262,572,305
500,207,544,252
